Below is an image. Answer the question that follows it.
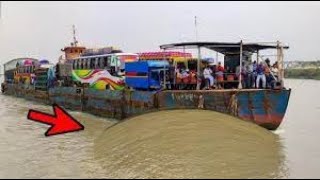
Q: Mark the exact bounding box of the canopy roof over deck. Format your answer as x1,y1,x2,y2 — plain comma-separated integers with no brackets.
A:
159,42,289,55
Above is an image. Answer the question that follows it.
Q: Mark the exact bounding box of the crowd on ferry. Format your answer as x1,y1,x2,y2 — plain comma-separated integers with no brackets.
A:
202,58,281,90
173,58,281,90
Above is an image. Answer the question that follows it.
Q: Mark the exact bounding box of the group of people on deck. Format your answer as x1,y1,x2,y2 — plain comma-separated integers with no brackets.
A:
202,58,280,90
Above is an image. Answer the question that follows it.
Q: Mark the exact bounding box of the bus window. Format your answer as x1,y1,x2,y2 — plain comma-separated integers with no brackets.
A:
86,59,90,69
82,59,86,69
107,56,112,67
110,56,117,67
81,59,85,69
77,59,80,69
99,57,104,69
103,57,108,68
74,60,77,69
89,58,94,69
95,58,99,69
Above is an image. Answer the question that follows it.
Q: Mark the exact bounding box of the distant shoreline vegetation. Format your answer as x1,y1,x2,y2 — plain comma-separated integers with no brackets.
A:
284,61,320,80
285,68,320,80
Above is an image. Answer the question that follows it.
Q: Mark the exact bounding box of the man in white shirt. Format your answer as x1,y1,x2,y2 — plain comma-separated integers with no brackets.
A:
203,65,214,88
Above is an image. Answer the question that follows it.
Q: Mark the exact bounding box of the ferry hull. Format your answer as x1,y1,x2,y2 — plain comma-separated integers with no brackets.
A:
157,89,291,130
2,84,290,130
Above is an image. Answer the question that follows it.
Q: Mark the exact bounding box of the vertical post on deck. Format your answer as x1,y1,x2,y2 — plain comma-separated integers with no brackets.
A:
216,52,218,64
196,46,201,90
162,48,166,89
280,45,284,87
277,40,284,87
256,50,259,64
238,40,243,89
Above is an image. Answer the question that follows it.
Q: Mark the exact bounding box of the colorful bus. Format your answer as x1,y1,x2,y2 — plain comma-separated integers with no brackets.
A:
13,58,39,85
70,53,138,90
3,58,38,84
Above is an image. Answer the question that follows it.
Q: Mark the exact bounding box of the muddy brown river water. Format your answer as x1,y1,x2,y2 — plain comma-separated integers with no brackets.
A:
0,79,319,178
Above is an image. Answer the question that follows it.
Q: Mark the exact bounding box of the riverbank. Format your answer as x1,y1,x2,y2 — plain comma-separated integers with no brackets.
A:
285,68,320,80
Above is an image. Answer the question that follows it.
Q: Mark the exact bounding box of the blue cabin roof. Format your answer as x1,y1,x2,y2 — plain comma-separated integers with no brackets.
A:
125,60,169,73
147,60,169,68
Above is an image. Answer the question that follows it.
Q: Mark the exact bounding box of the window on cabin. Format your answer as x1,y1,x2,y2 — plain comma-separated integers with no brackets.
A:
151,71,160,81
75,49,78,53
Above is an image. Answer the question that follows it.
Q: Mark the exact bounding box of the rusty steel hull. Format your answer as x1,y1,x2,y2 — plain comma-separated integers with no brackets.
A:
157,89,291,130
3,84,291,130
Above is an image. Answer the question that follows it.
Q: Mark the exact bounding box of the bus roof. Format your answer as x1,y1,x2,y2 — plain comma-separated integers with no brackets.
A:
77,53,138,60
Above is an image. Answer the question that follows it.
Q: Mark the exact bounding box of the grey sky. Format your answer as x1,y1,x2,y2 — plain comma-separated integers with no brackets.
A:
0,1,320,65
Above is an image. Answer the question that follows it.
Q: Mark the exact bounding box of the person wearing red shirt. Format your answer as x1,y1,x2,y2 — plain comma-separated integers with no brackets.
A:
216,62,224,89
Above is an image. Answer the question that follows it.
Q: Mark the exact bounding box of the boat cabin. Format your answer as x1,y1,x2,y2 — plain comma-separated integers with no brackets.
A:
160,41,289,90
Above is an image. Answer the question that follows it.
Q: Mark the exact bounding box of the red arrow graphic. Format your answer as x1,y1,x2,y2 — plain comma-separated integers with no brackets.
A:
27,104,84,137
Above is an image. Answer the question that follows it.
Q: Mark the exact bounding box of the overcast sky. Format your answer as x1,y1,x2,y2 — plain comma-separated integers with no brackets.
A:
0,1,320,65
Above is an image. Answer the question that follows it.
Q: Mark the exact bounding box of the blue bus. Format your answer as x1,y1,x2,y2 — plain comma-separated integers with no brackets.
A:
125,61,169,90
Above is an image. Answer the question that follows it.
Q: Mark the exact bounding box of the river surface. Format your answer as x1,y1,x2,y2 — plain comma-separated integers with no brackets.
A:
0,79,319,178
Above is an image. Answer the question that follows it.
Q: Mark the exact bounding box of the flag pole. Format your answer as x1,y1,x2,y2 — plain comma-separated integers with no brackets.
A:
195,16,198,42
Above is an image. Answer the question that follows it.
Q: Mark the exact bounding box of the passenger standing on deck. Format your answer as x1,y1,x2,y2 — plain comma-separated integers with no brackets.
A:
216,62,224,89
265,58,272,88
168,59,175,89
271,62,279,80
203,65,214,89
256,62,266,88
250,61,257,88
236,62,247,88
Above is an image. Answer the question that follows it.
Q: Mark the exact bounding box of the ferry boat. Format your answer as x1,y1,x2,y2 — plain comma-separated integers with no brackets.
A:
0,29,291,130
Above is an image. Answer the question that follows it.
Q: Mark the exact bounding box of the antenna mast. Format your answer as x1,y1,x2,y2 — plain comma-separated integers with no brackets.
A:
72,25,78,47
195,16,198,42
0,1,2,19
